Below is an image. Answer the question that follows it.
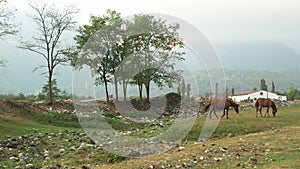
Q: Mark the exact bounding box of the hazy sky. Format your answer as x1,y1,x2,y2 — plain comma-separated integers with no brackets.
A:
10,0,300,49
2,0,300,94
7,0,300,66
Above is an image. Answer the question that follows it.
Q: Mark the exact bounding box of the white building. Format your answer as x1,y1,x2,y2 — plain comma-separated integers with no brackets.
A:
229,90,287,102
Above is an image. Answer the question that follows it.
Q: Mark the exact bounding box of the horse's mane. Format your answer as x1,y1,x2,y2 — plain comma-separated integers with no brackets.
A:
227,98,238,107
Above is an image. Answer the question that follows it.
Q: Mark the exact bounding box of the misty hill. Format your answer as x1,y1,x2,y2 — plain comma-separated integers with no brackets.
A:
1,41,300,95
183,69,300,96
216,42,300,71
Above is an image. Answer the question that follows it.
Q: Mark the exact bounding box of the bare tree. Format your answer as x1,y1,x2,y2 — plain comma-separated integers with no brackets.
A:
19,1,79,104
0,0,18,38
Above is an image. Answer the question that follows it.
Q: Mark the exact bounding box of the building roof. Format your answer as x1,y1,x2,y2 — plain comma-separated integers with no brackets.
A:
231,91,256,96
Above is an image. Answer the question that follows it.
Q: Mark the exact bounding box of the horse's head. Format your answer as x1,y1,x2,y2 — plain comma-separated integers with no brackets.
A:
271,101,277,117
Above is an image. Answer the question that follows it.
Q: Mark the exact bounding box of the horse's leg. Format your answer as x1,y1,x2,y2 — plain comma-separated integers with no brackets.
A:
266,107,270,117
223,108,229,119
221,108,225,118
209,109,212,119
227,109,229,119
256,107,258,118
213,108,219,119
259,107,263,117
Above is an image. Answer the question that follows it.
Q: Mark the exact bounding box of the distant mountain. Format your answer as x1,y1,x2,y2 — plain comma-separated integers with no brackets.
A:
183,69,300,96
214,42,300,71
1,41,300,95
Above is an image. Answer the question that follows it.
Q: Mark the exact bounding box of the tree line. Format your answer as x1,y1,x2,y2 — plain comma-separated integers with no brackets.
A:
0,1,185,104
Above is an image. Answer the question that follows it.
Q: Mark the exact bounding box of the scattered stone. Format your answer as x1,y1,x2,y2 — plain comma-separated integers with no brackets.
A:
227,133,235,138
148,165,154,169
25,163,34,169
213,157,223,162
178,146,185,151
59,148,65,153
52,153,61,159
249,157,258,165
45,156,51,161
199,156,206,161
9,156,19,162
18,153,25,159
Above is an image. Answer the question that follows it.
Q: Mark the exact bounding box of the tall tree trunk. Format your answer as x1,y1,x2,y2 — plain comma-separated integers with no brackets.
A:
138,83,143,99
103,72,110,103
122,79,128,101
145,82,150,101
48,71,53,104
114,76,118,101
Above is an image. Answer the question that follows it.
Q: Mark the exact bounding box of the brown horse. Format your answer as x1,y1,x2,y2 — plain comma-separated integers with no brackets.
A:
254,98,277,117
204,98,239,119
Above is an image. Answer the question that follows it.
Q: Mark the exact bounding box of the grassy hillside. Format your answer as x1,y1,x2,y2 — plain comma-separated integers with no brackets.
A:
0,103,299,168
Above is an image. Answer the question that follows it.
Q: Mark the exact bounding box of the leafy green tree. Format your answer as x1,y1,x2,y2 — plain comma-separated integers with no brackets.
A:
285,86,300,100
127,14,184,100
271,81,275,93
260,78,267,91
72,10,123,103
19,1,78,104
40,79,61,102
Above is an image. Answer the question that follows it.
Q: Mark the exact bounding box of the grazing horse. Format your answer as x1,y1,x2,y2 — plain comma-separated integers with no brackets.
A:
254,98,277,117
204,98,239,119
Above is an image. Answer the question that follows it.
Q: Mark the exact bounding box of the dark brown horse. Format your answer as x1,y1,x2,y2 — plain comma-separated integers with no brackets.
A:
204,98,239,119
254,98,277,117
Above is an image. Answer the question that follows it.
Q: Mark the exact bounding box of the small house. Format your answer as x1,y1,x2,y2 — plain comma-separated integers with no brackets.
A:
229,90,287,102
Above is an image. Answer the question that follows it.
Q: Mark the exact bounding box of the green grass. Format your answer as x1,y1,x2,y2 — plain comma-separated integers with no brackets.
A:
184,104,300,141
0,112,81,140
0,104,299,168
96,104,300,169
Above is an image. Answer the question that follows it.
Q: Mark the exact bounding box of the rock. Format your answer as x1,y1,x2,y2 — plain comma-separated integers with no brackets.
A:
7,141,19,148
45,157,51,161
213,157,223,162
129,150,141,158
18,153,25,159
249,157,258,165
199,156,206,161
25,163,34,169
227,133,235,138
178,146,185,151
52,153,61,159
9,156,19,162
59,148,65,153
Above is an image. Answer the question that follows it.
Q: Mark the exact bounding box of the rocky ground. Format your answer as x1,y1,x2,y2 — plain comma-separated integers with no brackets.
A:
0,97,298,169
